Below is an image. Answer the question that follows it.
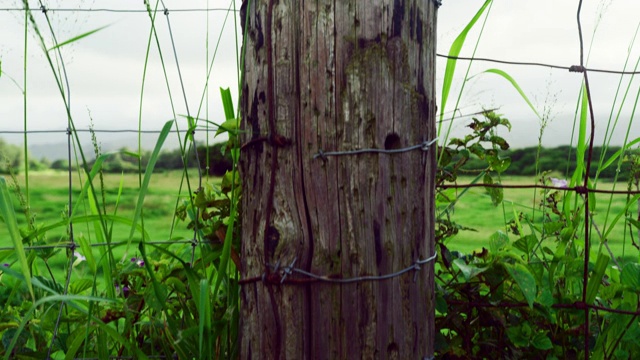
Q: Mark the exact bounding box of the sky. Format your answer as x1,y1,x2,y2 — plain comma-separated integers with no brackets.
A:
1,0,640,154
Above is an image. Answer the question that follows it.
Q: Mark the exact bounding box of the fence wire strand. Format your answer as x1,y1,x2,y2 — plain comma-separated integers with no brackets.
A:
0,7,238,13
436,54,640,75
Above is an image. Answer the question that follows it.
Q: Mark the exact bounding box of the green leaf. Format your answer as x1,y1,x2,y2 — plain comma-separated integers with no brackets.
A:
187,115,196,141
48,24,110,51
483,173,503,206
215,118,239,138
586,253,609,304
220,87,235,120
531,332,553,350
488,135,510,150
439,0,492,123
559,226,575,242
506,324,529,347
489,231,509,253
504,262,537,308
453,258,489,281
543,221,565,234
487,155,511,173
513,234,537,255
69,279,94,295
621,263,640,291
143,282,167,312
435,294,448,314
469,142,486,159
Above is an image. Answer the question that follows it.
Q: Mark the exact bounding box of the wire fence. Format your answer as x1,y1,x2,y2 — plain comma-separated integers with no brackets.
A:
1,0,640,359
433,2,640,358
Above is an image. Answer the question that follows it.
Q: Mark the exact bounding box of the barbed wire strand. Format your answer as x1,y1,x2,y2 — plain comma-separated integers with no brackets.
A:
313,138,439,160
238,252,438,285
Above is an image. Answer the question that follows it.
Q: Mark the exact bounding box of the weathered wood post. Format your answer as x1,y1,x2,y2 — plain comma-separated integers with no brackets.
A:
239,0,437,358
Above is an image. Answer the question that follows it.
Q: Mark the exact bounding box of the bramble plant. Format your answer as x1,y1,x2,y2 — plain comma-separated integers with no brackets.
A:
433,111,640,358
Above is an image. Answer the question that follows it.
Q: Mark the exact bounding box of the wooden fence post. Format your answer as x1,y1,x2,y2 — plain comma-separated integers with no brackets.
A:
240,0,437,358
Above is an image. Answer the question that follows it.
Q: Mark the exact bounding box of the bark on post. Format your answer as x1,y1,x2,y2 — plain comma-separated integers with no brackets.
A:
240,0,437,358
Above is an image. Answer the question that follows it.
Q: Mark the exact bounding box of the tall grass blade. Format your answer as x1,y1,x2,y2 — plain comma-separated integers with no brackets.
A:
198,278,211,358
127,120,174,248
439,0,491,125
585,253,609,304
47,25,110,51
599,136,640,173
0,177,33,300
75,233,97,275
70,152,108,218
603,194,640,239
575,84,589,183
138,242,167,310
213,89,240,296
563,85,590,217
478,69,541,119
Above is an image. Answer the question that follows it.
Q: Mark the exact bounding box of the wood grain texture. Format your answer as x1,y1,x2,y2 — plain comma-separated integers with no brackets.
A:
240,1,436,358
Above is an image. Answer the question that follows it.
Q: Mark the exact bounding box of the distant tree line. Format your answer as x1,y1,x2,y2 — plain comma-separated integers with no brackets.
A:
0,139,233,176
86,142,234,176
1,138,638,180
461,145,640,180
0,138,51,173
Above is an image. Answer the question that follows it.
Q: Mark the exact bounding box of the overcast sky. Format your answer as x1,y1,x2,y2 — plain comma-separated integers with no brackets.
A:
1,0,639,150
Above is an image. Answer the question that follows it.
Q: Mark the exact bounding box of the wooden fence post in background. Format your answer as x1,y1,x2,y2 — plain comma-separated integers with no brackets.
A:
239,0,437,358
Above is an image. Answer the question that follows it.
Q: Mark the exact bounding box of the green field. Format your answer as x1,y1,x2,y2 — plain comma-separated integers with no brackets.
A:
3,172,638,270
0,170,203,271
441,176,640,260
